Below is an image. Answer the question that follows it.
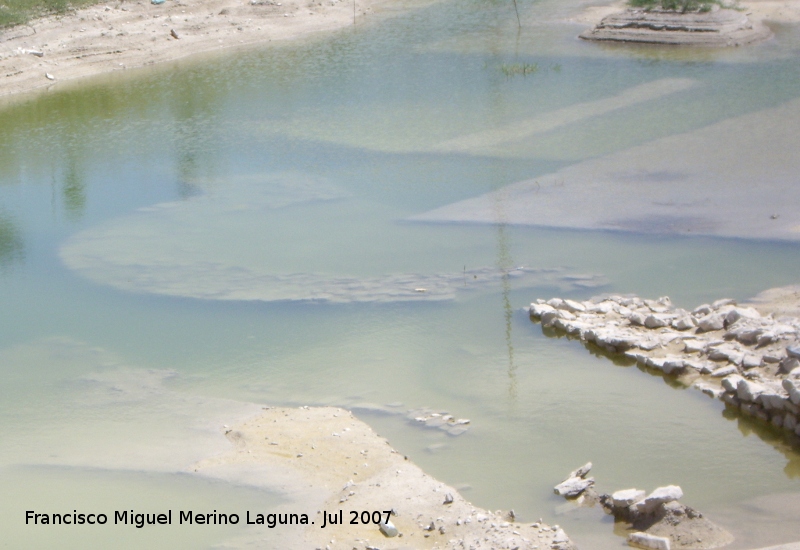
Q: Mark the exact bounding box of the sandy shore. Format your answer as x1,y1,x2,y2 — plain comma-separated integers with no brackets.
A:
193,406,574,549
0,0,423,103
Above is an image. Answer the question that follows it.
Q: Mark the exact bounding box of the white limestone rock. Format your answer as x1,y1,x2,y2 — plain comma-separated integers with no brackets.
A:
758,391,787,412
710,365,737,378
635,485,683,515
628,311,647,326
708,344,744,365
530,303,555,317
541,310,559,327
683,339,705,353
379,519,398,537
628,532,670,550
737,379,766,403
612,488,646,508
782,378,800,405
568,462,593,479
742,353,762,370
673,315,696,330
786,345,800,359
721,374,744,393
692,304,712,316
712,298,736,309
694,382,723,398
645,314,670,329
779,357,800,374
563,299,587,313
557,310,577,321
645,299,669,313
554,476,594,498
698,313,725,332
725,307,761,326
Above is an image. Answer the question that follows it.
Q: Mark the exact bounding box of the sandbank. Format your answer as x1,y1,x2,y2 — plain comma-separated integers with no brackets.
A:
0,0,427,104
193,406,575,549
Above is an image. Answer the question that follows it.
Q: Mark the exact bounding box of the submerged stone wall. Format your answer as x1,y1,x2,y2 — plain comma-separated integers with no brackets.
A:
529,294,800,440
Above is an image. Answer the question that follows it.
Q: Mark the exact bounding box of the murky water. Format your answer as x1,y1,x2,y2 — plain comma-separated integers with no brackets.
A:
2,0,800,547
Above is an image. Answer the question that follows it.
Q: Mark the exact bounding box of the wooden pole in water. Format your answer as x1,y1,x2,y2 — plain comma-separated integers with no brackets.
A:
353,0,356,25
512,0,521,28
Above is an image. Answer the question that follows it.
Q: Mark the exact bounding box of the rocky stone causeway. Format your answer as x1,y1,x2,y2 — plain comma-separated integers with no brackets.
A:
529,294,800,440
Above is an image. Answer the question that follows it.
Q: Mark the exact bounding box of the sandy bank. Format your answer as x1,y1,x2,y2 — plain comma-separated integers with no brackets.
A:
0,0,422,103
193,406,575,549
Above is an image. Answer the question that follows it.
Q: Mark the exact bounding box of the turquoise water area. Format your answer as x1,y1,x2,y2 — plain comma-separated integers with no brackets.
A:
2,0,800,547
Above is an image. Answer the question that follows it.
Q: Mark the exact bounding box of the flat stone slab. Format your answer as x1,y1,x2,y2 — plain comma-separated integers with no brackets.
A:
581,7,772,46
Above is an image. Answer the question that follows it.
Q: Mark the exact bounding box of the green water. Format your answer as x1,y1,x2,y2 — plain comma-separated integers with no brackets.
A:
2,0,800,547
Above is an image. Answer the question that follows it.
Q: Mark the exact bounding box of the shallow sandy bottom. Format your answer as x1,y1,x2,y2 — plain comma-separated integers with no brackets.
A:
410,96,800,242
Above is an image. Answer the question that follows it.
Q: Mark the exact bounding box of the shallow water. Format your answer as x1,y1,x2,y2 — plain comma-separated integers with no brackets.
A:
2,0,800,547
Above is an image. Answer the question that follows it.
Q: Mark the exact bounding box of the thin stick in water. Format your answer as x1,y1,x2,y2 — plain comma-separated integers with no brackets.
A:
512,0,521,28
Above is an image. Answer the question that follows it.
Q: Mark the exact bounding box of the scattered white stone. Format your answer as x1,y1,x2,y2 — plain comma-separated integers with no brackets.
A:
611,488,646,508
725,307,761,326
554,476,594,498
742,353,762,369
712,298,736,309
563,299,586,313
379,519,398,537
635,486,683,515
645,314,669,329
673,315,696,330
737,379,766,403
628,531,670,550
629,312,647,326
568,462,592,479
698,313,725,332
782,378,800,405
721,374,745,393
710,365,737,377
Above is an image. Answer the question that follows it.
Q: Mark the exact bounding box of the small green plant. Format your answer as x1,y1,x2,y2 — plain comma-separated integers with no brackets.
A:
500,62,539,78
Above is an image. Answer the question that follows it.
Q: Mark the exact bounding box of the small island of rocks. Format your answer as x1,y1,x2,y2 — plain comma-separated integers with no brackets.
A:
580,0,772,46
529,288,800,442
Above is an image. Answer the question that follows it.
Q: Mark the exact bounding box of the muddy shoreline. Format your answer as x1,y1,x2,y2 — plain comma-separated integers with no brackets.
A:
0,0,431,105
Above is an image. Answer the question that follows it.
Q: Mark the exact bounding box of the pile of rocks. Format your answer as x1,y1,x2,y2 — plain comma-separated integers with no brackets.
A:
554,462,595,498
530,294,800,439
600,485,732,550
580,7,772,46
552,463,732,550
406,407,471,436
